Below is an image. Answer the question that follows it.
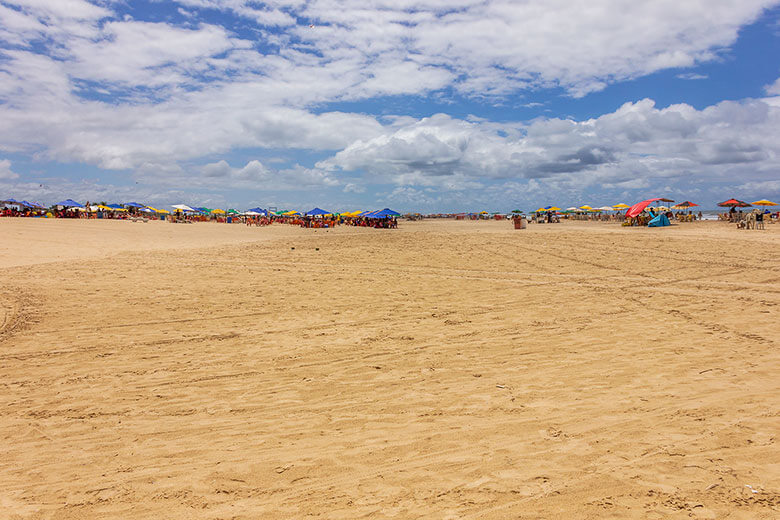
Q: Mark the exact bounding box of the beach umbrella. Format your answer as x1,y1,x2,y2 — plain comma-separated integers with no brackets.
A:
597,206,614,211
56,199,84,208
172,204,196,212
1,198,22,205
717,199,751,208
565,207,578,211
227,209,240,214
210,208,226,214
612,203,630,209
125,202,145,208
672,201,698,209
305,207,330,216
751,199,777,211
545,206,561,211
579,205,593,210
625,198,664,218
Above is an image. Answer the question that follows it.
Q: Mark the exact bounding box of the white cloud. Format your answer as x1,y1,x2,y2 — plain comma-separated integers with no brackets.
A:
765,77,780,95
0,159,20,179
320,97,780,193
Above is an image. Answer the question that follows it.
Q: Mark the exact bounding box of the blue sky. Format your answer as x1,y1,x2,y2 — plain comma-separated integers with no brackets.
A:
1,0,780,212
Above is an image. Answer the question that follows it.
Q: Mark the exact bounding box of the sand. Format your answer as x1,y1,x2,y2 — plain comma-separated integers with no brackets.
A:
1,217,778,519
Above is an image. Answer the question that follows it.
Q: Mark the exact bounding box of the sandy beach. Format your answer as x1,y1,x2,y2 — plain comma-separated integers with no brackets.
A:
1,218,778,519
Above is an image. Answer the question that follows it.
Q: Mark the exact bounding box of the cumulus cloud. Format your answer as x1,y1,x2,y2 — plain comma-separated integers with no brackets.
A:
320,98,780,193
0,159,20,179
138,159,340,191
1,1,779,207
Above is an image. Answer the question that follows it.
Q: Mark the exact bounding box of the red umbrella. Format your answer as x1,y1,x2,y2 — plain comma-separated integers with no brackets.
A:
717,199,752,208
672,201,698,209
626,198,665,218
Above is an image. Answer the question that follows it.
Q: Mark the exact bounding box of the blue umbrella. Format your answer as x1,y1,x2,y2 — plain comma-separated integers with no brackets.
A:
106,203,124,209
125,202,145,208
247,207,267,215
305,207,330,216
56,199,84,208
2,198,22,204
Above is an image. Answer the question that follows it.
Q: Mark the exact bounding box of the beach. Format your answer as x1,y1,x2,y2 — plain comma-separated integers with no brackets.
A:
1,218,779,519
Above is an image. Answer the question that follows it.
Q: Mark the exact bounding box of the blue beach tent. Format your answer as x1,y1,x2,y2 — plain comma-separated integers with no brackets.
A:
648,214,671,227
373,208,400,218
305,207,330,216
56,199,84,208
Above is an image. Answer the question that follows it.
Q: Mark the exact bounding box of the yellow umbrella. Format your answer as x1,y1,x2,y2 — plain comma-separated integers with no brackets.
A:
211,208,226,214
612,203,630,209
535,207,547,213
579,205,593,210
283,210,299,215
751,199,777,206
546,206,561,211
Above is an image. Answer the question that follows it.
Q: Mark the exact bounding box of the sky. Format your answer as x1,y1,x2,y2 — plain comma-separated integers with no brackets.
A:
1,0,780,212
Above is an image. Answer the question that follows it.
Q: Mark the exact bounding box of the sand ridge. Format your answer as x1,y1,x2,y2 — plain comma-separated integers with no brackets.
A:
1,218,779,518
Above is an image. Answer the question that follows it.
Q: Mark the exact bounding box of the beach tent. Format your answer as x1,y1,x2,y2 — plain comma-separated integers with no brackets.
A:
648,214,671,227
1,198,23,205
172,204,196,212
305,207,330,216
372,208,400,217
56,199,84,208
717,199,751,208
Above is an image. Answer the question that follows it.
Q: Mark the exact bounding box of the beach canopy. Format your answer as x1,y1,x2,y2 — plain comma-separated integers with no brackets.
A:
672,201,698,209
372,208,400,217
172,204,196,211
717,199,751,208
305,207,330,216
1,198,23,204
125,202,145,208
625,198,664,218
20,200,44,208
612,203,630,209
751,199,777,206
56,199,84,208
